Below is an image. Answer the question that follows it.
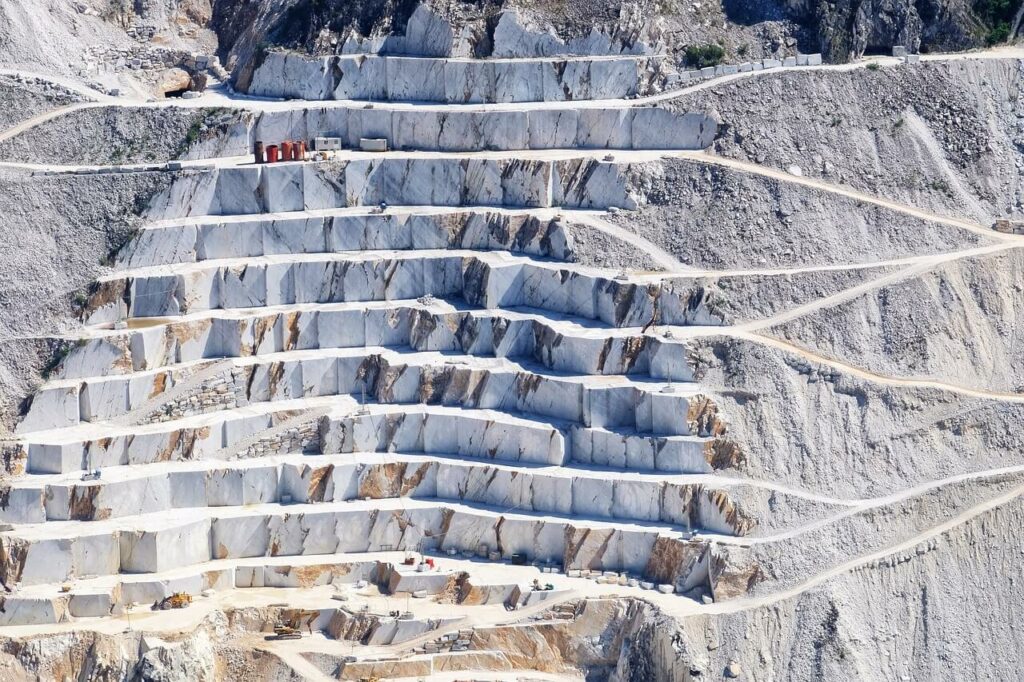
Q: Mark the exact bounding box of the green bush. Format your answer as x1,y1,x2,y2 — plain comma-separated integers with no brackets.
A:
974,0,1018,44
685,44,726,69
987,21,1011,45
41,341,72,379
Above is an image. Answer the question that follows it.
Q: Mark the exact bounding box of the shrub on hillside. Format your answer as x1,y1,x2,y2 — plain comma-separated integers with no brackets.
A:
685,44,726,68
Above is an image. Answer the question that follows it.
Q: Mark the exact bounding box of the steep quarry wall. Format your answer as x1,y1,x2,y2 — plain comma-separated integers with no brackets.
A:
242,50,674,102
140,157,646,217
212,0,1017,82
1,103,715,166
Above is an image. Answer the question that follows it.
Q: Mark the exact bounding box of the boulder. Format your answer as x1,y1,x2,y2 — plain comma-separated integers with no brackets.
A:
158,68,191,96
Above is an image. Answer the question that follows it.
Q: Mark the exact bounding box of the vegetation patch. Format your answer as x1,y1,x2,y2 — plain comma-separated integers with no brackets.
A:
974,0,1020,45
685,44,726,69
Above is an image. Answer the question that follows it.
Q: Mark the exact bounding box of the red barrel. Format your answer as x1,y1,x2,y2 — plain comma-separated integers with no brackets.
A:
254,141,264,164
266,145,279,163
281,141,293,161
295,140,306,161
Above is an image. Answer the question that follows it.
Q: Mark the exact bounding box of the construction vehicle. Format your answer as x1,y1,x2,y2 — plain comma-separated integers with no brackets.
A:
271,609,319,639
272,624,302,640
159,592,192,610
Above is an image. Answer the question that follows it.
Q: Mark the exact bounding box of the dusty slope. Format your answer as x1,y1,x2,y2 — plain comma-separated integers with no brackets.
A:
644,492,1024,681
0,74,83,131
690,336,1024,499
0,168,172,434
664,58,1024,223
0,106,251,165
769,247,1024,392
607,157,993,269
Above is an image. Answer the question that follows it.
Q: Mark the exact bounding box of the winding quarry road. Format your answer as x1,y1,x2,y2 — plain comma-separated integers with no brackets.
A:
3,43,1023,673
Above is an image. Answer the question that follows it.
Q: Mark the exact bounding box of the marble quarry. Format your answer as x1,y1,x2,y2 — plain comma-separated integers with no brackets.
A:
0,22,764,631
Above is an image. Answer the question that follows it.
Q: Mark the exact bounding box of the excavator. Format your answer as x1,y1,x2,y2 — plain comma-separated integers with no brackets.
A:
271,610,319,639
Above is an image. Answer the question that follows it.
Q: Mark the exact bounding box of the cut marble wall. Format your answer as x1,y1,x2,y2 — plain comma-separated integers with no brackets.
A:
246,52,669,104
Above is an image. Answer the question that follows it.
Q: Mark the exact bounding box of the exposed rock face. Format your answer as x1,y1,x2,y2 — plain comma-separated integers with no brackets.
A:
785,0,981,60
157,67,193,95
212,0,1016,79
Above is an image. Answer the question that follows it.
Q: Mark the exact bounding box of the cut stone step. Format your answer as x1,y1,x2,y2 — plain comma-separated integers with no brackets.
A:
248,104,716,152
29,345,705,436
245,52,670,104
2,450,756,536
59,299,695,383
123,210,574,268
0,498,708,587
85,252,724,329
145,157,639,221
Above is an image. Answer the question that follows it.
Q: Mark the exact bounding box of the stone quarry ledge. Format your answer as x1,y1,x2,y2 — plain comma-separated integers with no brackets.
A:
26,344,705,444
0,495,702,587
57,300,696,386
73,297,688,346
17,394,349,447
247,104,716,153
37,343,698,400
142,204,576,231
97,246,542,282
85,248,723,328
244,51,673,104
123,209,578,268
15,395,711,460
5,450,757,494
1,449,759,536
142,154,654,219
0,550,706,629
